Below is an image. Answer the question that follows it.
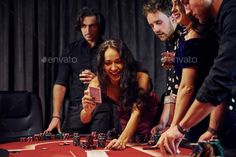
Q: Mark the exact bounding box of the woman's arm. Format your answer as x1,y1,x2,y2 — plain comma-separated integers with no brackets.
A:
106,104,141,149
80,77,100,124
106,72,150,149
171,67,197,126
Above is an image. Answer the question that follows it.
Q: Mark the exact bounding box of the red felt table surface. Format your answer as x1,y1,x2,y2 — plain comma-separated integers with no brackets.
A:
0,140,192,157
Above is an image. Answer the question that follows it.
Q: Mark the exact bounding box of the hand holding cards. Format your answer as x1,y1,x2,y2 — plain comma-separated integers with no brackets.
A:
89,86,102,104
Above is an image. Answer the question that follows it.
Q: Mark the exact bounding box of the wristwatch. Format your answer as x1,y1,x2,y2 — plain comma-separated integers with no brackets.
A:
207,127,218,135
177,124,189,135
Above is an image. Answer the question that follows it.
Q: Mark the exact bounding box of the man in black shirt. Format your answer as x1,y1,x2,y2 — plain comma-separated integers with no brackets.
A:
45,7,115,134
157,0,236,155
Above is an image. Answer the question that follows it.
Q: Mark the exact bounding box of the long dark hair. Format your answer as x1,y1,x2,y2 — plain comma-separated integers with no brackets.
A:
75,7,105,35
97,39,144,111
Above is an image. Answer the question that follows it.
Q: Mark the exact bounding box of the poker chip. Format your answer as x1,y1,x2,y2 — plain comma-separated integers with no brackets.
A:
55,133,63,139
73,136,80,146
86,135,94,145
81,141,90,149
27,136,33,142
190,139,224,157
106,128,118,140
73,133,79,137
97,133,107,148
34,134,40,141
91,131,97,140
63,133,70,140
154,134,160,144
147,136,155,146
132,134,151,143
209,139,224,157
20,137,26,142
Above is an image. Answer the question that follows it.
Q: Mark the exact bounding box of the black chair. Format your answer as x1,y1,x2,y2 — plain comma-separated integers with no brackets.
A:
0,91,43,143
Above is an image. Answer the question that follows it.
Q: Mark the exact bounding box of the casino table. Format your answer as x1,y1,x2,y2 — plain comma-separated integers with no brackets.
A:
0,139,192,157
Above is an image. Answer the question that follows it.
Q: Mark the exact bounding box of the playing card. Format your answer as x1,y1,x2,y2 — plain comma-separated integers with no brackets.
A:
89,86,102,104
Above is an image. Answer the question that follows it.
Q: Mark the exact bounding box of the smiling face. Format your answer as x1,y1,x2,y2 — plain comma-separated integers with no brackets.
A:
146,11,176,41
171,0,189,25
103,48,124,85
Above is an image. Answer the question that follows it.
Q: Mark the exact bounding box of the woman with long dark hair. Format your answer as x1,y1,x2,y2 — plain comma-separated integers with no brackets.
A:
81,39,159,149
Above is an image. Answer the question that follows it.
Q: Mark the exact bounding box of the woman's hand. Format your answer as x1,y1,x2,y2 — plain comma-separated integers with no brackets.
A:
105,138,128,150
80,89,97,123
82,90,96,113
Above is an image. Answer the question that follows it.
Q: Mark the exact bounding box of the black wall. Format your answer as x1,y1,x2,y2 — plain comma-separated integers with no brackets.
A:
0,0,166,127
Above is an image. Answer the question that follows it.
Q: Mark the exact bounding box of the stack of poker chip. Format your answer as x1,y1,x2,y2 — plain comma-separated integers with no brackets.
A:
34,134,40,141
55,133,63,139
20,137,27,142
91,131,97,140
190,143,204,156
73,135,80,146
80,141,90,149
97,133,107,148
132,134,151,144
202,141,215,157
191,139,224,157
63,133,70,140
133,134,143,144
209,139,224,157
154,133,160,144
80,135,95,149
73,133,79,137
86,135,94,146
106,130,114,140
147,136,155,146
42,133,53,140
106,128,118,140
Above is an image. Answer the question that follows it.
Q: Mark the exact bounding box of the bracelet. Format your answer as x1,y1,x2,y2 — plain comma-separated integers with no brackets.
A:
52,115,61,121
207,127,218,135
177,124,189,135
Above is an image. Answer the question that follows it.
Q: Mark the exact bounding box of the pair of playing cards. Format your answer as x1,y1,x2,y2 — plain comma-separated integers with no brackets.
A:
89,86,102,104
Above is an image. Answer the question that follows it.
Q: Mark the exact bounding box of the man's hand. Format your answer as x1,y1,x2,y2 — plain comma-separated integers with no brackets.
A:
151,123,169,136
155,126,184,155
79,69,95,84
44,117,61,133
161,51,175,69
198,130,217,141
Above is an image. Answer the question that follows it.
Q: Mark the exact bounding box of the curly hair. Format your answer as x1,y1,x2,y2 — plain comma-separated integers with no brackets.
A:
143,0,172,17
74,7,105,35
97,39,145,111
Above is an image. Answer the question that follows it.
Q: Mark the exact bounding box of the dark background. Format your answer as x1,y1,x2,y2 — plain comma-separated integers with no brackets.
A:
0,0,166,128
